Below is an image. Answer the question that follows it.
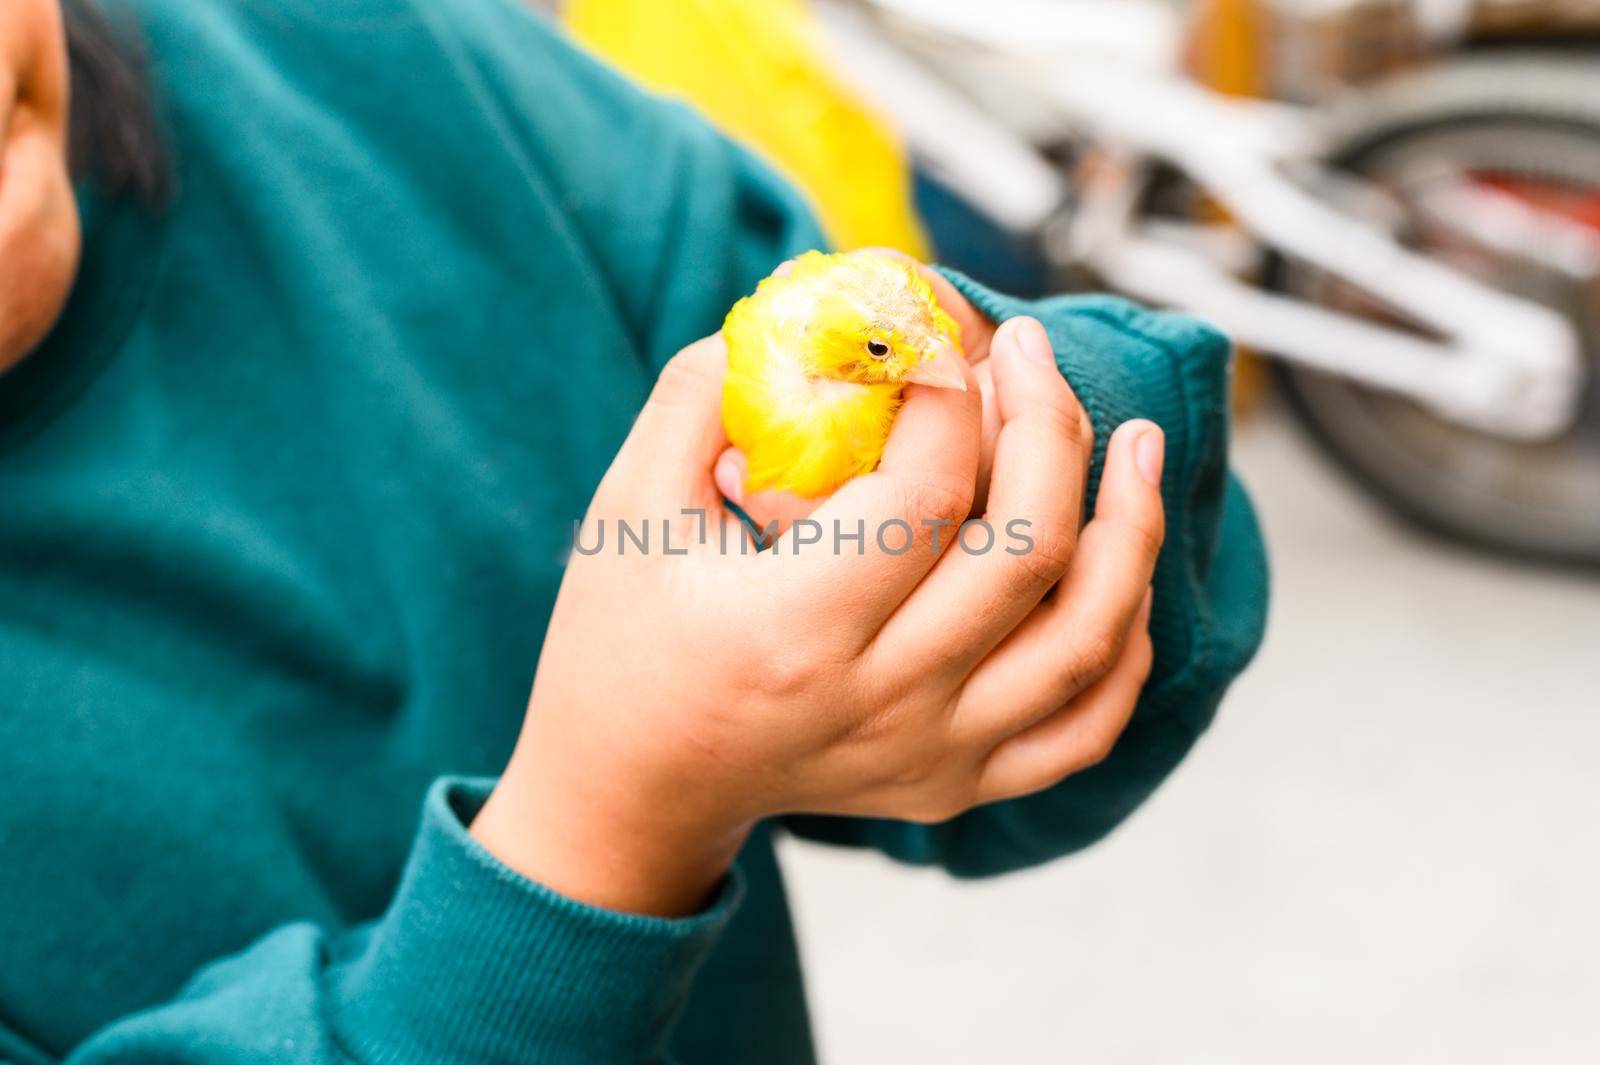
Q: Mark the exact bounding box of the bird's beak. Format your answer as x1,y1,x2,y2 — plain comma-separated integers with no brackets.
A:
905,343,967,391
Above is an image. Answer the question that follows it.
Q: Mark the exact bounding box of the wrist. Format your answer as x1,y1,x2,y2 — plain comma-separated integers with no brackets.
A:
470,738,751,919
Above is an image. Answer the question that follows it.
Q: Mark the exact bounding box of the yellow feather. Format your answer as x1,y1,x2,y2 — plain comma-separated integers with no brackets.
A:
722,251,964,498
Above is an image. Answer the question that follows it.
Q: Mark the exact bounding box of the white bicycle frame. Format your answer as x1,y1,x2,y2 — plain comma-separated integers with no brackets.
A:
817,0,1586,440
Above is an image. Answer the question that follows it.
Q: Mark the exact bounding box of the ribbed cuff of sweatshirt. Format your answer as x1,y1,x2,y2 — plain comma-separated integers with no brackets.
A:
328,776,743,1065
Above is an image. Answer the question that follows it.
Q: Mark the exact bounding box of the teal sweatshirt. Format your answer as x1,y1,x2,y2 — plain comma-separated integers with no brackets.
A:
0,0,1268,1062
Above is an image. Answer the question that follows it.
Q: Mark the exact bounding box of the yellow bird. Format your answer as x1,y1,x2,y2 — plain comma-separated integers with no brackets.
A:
722,251,966,499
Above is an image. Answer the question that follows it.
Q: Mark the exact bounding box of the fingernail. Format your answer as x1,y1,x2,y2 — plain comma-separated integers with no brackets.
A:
1139,587,1154,624
1135,426,1165,486
1014,317,1055,366
715,452,744,503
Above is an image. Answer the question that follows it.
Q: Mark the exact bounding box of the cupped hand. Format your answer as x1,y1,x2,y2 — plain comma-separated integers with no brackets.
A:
472,290,1166,918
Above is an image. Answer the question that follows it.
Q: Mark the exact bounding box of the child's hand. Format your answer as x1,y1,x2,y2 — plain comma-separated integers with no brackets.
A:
472,318,1165,917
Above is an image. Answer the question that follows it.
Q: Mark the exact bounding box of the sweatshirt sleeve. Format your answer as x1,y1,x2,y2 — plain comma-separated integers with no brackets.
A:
429,0,827,371
62,778,741,1064
783,278,1270,876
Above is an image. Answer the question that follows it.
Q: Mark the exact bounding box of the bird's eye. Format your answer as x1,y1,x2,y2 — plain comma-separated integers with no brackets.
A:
866,339,891,359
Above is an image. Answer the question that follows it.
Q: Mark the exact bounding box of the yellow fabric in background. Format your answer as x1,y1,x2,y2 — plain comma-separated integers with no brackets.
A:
565,0,929,257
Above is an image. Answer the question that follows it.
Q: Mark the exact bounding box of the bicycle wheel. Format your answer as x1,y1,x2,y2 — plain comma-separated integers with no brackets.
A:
1270,52,1600,566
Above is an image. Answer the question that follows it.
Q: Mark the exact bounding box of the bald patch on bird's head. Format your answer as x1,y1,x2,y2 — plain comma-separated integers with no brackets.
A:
784,252,963,387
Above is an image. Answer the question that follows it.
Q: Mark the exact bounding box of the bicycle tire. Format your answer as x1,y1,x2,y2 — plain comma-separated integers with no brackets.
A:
1268,51,1600,567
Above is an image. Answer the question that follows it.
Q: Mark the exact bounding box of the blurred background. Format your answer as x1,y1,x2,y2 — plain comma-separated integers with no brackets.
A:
553,0,1599,1059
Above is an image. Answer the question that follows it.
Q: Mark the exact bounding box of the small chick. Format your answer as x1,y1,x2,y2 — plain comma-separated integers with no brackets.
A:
722,251,965,499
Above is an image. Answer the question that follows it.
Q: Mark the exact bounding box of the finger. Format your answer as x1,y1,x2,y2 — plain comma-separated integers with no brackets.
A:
975,592,1154,804
873,317,1090,672
951,419,1165,740
0,62,13,141
973,359,999,512
844,247,996,361
792,353,983,636
600,334,730,513
714,447,823,542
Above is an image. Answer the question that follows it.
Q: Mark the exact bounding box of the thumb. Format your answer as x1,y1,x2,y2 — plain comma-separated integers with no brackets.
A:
600,334,729,513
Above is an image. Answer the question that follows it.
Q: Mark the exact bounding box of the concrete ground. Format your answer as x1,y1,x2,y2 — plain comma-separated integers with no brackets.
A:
778,408,1600,1065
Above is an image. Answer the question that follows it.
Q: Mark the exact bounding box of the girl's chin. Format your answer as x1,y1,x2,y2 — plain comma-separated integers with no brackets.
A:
0,116,80,374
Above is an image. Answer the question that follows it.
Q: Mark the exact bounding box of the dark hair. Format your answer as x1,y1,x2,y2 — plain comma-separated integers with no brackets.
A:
62,0,167,205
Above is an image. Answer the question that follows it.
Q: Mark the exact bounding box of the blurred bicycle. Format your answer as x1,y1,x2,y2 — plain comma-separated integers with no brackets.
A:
817,0,1600,565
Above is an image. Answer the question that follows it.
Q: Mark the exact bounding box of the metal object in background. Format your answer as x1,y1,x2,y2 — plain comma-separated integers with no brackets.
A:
1270,53,1600,563
818,0,1600,563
